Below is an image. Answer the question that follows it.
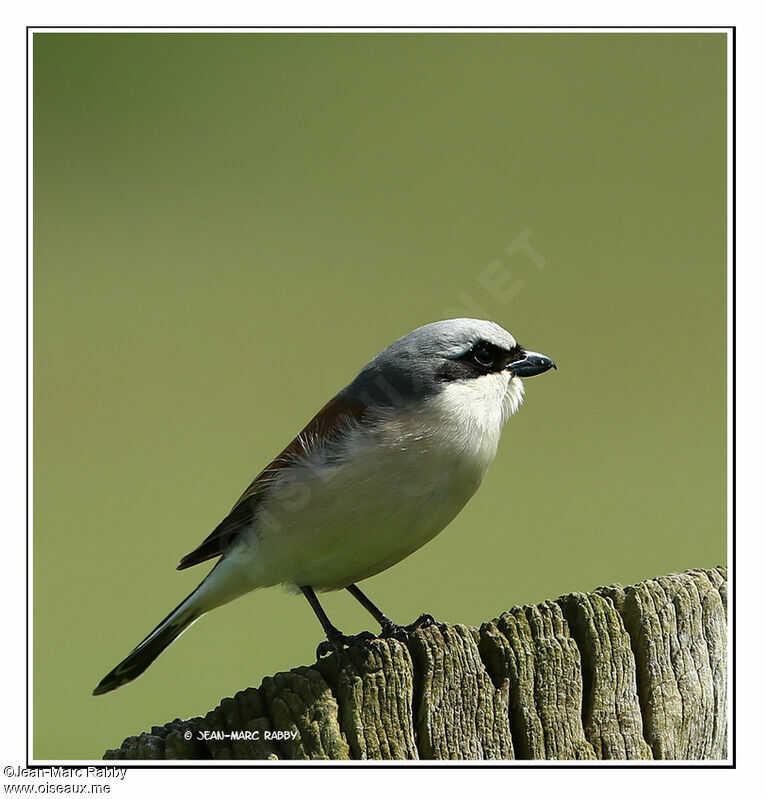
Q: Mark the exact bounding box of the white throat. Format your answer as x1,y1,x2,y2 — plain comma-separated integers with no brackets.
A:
440,370,524,426
418,371,524,465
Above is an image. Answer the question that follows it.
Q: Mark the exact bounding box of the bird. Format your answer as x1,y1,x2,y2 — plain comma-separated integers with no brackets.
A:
93,318,555,695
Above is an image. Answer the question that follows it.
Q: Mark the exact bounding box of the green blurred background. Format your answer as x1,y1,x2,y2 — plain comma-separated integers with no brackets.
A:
33,32,727,759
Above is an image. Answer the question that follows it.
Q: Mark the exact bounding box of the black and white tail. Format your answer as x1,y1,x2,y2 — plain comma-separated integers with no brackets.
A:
94,552,253,695
93,590,201,696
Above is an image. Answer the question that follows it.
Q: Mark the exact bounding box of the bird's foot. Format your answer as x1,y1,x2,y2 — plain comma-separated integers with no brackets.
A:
408,612,438,630
316,615,439,657
380,613,439,639
315,629,377,659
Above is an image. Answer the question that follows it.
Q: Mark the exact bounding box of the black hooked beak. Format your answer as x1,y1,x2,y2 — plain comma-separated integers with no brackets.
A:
506,350,557,378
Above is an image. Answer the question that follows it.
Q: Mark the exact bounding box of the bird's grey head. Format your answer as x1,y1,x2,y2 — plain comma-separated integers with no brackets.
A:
344,318,555,410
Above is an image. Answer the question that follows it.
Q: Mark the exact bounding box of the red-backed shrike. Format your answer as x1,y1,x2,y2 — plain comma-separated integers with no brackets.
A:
94,318,555,695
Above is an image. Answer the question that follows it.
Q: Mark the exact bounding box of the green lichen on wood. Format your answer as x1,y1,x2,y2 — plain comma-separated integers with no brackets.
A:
103,567,727,761
317,637,418,759
557,590,651,759
597,567,727,760
258,666,349,759
408,624,513,759
487,602,596,759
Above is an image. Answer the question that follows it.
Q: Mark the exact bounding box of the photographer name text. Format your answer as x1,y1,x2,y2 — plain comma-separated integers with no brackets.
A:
4,768,126,780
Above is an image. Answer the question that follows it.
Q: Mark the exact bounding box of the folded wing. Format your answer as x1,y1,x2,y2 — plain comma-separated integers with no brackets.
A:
176,392,367,570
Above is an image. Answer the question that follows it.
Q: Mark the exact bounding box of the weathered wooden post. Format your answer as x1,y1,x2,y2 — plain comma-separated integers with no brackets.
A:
103,567,727,761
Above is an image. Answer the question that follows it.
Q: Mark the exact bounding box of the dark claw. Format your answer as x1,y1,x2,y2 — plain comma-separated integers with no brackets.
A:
409,613,437,630
315,629,377,659
380,613,439,639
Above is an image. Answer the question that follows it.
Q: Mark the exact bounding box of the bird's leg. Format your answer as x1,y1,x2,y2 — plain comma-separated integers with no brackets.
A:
300,585,343,640
300,586,374,658
345,584,438,637
345,584,397,636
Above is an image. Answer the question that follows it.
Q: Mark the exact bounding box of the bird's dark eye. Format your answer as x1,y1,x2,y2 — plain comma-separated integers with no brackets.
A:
472,343,495,368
